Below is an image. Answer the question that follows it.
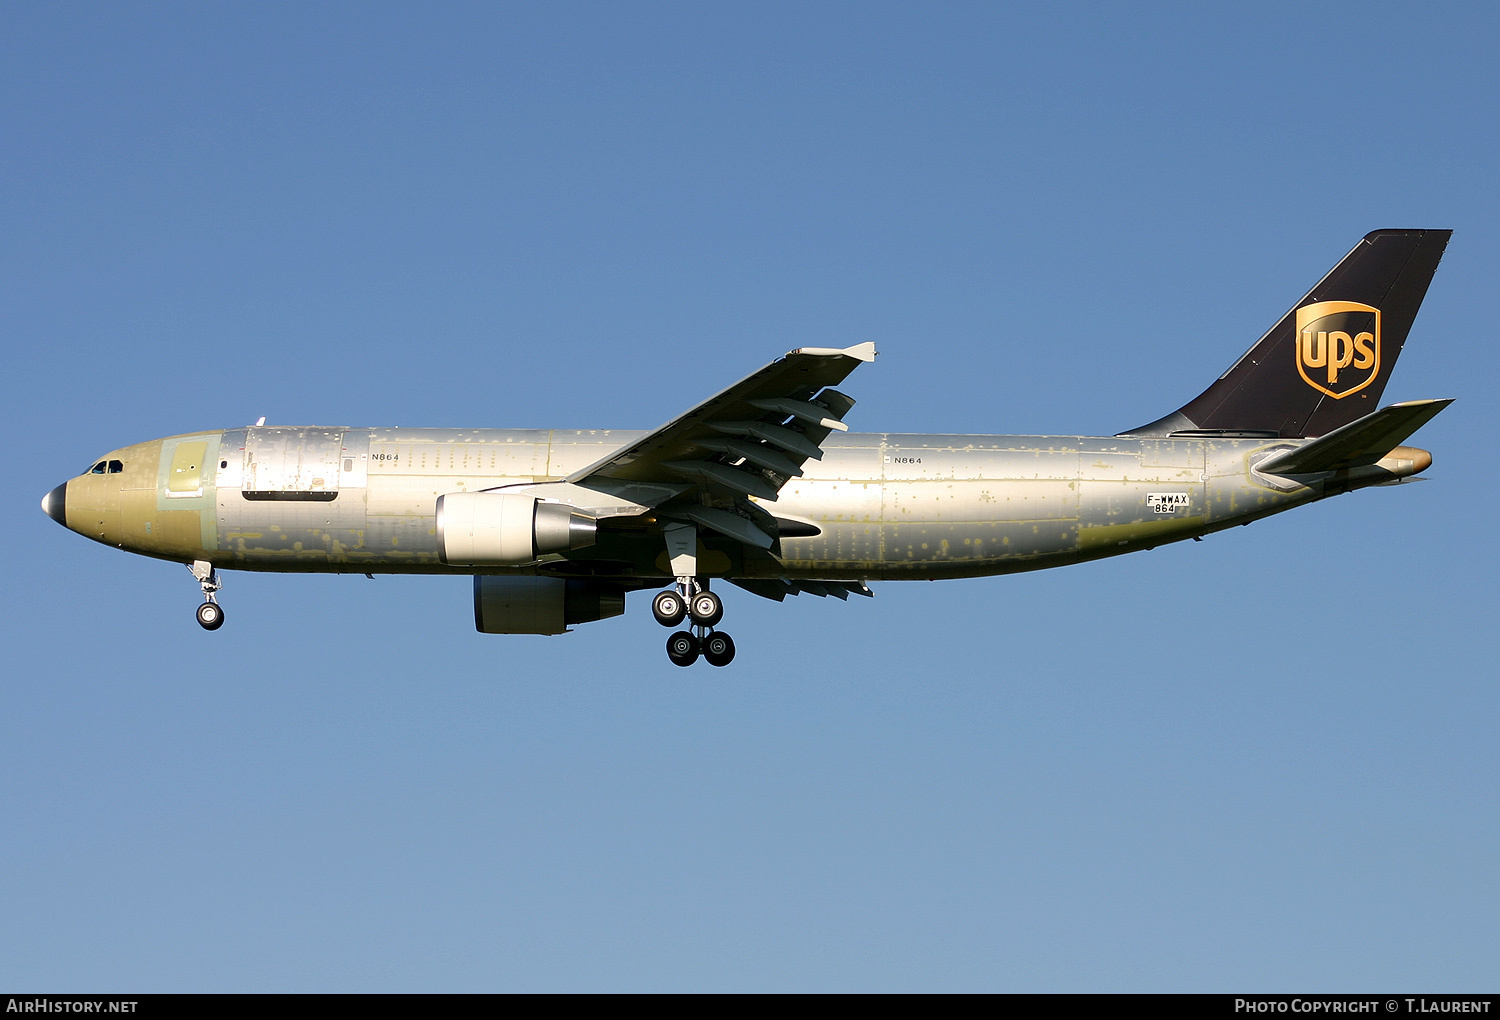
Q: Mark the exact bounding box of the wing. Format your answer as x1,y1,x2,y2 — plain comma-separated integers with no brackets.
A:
567,342,876,549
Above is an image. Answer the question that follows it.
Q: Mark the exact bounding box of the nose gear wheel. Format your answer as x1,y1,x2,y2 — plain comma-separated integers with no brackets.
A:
188,560,225,631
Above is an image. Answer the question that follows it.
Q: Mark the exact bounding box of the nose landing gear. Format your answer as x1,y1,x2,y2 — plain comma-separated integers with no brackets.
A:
188,560,224,631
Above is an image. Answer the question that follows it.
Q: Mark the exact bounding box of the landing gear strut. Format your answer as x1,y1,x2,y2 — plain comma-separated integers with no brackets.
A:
657,521,735,667
189,560,224,631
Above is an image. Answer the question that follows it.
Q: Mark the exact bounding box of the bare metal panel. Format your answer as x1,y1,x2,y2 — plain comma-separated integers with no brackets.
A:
545,430,648,478
1076,437,1206,554
1204,438,1318,528
777,439,883,569
338,430,370,490
244,427,345,497
881,437,1079,572
398,431,547,479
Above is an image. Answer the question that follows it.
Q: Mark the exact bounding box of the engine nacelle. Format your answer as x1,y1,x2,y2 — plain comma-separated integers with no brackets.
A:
436,492,596,565
473,576,626,635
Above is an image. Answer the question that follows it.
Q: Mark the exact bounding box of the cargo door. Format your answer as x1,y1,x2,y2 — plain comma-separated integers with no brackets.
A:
243,427,345,501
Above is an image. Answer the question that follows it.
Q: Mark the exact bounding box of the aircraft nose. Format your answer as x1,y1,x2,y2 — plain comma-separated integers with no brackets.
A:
41,482,68,526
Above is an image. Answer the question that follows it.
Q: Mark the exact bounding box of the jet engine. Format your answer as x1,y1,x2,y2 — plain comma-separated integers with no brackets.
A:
472,576,626,635
436,492,596,565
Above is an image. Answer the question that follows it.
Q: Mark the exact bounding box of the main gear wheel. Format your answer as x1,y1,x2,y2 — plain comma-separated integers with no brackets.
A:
702,631,735,667
666,631,700,667
688,590,723,627
652,589,687,627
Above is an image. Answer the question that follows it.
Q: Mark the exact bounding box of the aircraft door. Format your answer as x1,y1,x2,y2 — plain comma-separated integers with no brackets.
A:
166,441,209,498
243,427,346,501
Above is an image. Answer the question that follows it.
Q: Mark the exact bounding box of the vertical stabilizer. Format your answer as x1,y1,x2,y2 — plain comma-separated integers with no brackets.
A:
1121,229,1451,438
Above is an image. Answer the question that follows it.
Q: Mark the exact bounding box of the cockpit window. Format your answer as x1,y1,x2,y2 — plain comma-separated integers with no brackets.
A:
89,461,106,474
107,460,124,474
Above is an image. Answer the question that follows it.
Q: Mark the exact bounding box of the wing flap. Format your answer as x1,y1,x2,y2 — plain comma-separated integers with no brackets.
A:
747,397,850,431
729,578,874,601
704,420,826,461
672,506,776,550
663,459,782,500
693,437,804,477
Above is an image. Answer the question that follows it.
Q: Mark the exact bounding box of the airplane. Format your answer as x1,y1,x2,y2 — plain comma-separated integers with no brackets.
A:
42,228,1452,667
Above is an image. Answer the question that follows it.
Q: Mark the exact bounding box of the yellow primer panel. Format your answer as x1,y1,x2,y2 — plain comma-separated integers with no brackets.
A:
168,442,208,495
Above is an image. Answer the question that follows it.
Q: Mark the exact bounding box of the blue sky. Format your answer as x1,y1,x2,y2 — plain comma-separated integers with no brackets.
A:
3,2,1497,991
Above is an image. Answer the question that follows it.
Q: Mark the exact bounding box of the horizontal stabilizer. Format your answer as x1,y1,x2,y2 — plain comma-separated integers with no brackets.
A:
1256,399,1452,475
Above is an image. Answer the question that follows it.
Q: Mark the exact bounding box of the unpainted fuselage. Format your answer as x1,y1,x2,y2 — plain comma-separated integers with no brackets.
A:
55,426,1429,582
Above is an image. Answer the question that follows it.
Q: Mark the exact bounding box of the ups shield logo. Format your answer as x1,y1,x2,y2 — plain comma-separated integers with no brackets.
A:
1295,300,1381,399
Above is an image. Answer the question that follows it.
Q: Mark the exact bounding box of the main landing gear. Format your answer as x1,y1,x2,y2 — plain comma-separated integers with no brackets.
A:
654,582,735,667
189,560,224,631
655,520,735,667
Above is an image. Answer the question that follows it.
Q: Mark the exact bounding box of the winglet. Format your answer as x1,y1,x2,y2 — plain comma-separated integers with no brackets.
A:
791,342,876,362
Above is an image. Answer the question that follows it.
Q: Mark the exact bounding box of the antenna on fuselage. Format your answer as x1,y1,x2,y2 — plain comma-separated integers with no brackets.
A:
253,416,266,426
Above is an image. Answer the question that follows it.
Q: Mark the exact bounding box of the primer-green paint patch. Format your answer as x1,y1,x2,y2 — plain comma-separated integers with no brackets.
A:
168,442,208,494
1078,515,1206,551
155,433,219,514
